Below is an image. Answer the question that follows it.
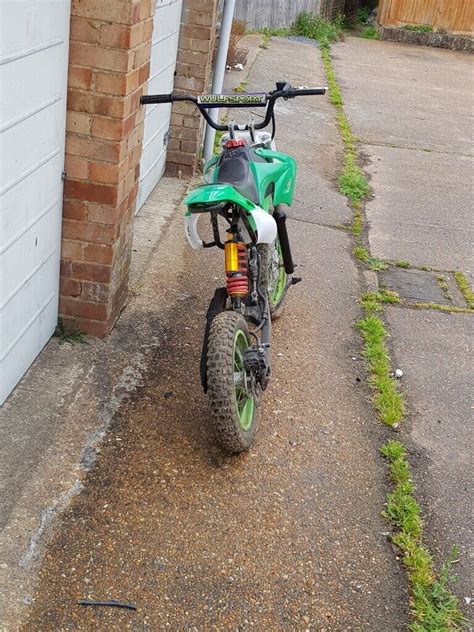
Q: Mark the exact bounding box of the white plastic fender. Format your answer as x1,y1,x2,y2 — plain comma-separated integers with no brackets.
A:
249,207,278,243
184,214,204,249
184,206,277,249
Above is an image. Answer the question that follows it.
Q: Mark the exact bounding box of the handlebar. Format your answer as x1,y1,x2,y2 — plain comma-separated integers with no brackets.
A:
140,82,327,131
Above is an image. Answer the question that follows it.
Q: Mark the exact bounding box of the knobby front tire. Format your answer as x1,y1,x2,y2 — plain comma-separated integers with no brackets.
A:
206,311,258,453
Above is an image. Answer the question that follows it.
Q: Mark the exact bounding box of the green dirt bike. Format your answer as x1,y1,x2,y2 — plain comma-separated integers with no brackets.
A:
141,82,326,453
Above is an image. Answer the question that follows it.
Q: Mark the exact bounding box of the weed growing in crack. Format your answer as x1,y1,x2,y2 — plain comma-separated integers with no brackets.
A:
395,260,411,269
381,441,466,630
354,246,387,271
54,319,87,345
339,163,370,202
412,303,471,314
360,290,401,312
233,81,248,93
356,315,405,426
320,49,370,203
350,209,363,235
454,271,474,309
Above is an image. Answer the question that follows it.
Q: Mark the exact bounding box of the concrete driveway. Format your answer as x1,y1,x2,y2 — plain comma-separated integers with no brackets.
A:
333,37,473,604
2,34,471,630
16,38,407,631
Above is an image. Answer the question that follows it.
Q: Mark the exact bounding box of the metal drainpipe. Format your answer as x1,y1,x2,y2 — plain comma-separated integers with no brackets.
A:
202,0,236,163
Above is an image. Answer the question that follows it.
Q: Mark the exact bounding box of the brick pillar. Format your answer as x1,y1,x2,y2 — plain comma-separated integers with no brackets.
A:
60,0,154,336
166,0,219,177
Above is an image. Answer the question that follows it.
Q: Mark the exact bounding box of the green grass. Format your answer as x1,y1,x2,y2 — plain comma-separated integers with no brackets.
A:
404,23,434,33
293,12,344,50
320,48,370,204
436,274,451,299
53,318,87,345
233,81,248,93
381,441,466,630
258,27,291,37
350,209,363,235
260,32,270,49
356,315,405,426
213,129,225,155
361,25,379,39
360,290,401,312
354,246,387,271
412,302,472,314
454,271,474,309
339,163,370,201
355,6,372,24
395,260,411,269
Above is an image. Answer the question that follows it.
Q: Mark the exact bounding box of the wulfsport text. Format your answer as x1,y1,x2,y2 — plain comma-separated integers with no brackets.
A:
197,94,267,106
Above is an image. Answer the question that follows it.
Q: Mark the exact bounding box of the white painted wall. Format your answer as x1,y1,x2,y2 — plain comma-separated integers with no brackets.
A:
0,0,71,404
137,0,183,211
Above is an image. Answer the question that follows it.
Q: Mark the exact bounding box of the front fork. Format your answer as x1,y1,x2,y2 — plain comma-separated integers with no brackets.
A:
201,210,295,395
273,204,294,275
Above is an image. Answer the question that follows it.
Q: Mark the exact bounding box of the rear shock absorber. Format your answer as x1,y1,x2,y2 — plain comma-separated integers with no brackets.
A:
225,235,249,299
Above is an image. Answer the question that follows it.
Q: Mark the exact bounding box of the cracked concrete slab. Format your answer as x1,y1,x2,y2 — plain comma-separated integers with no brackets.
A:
364,146,473,270
331,38,473,156
379,268,452,305
332,38,474,272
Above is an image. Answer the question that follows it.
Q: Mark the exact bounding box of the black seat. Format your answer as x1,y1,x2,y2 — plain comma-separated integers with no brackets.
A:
215,145,267,205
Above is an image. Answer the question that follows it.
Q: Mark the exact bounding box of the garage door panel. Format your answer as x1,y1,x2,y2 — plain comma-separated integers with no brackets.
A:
0,0,70,404
0,202,61,302
152,1,183,42
137,0,182,212
142,103,171,159
1,157,62,253
146,62,177,100
0,249,59,350
148,30,180,85
0,298,58,401
1,102,63,197
0,1,68,53
0,48,65,123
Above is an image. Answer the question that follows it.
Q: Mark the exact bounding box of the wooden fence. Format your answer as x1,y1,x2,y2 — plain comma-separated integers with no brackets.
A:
222,0,346,31
377,0,474,35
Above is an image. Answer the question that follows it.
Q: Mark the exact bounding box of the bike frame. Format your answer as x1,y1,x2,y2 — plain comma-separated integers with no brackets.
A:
140,82,327,451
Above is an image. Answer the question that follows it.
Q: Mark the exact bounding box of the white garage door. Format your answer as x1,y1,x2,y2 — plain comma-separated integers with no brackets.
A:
0,1,71,404
137,0,183,211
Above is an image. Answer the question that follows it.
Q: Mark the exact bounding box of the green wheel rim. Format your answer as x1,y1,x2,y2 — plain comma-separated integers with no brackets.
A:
271,241,287,306
233,330,254,431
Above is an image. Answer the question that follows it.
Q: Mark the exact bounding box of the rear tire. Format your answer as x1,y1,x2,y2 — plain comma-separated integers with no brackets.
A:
206,311,258,453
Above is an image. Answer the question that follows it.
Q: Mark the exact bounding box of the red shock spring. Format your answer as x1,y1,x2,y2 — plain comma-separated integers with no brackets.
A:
226,243,249,297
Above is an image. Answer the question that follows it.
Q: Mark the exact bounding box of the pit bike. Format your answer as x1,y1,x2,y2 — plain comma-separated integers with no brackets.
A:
140,82,326,453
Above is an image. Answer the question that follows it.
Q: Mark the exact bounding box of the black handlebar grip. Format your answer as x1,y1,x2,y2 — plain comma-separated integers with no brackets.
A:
288,87,327,97
140,94,172,105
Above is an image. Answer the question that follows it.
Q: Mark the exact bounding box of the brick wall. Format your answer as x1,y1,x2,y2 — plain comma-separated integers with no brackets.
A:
166,0,219,177
60,0,154,336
